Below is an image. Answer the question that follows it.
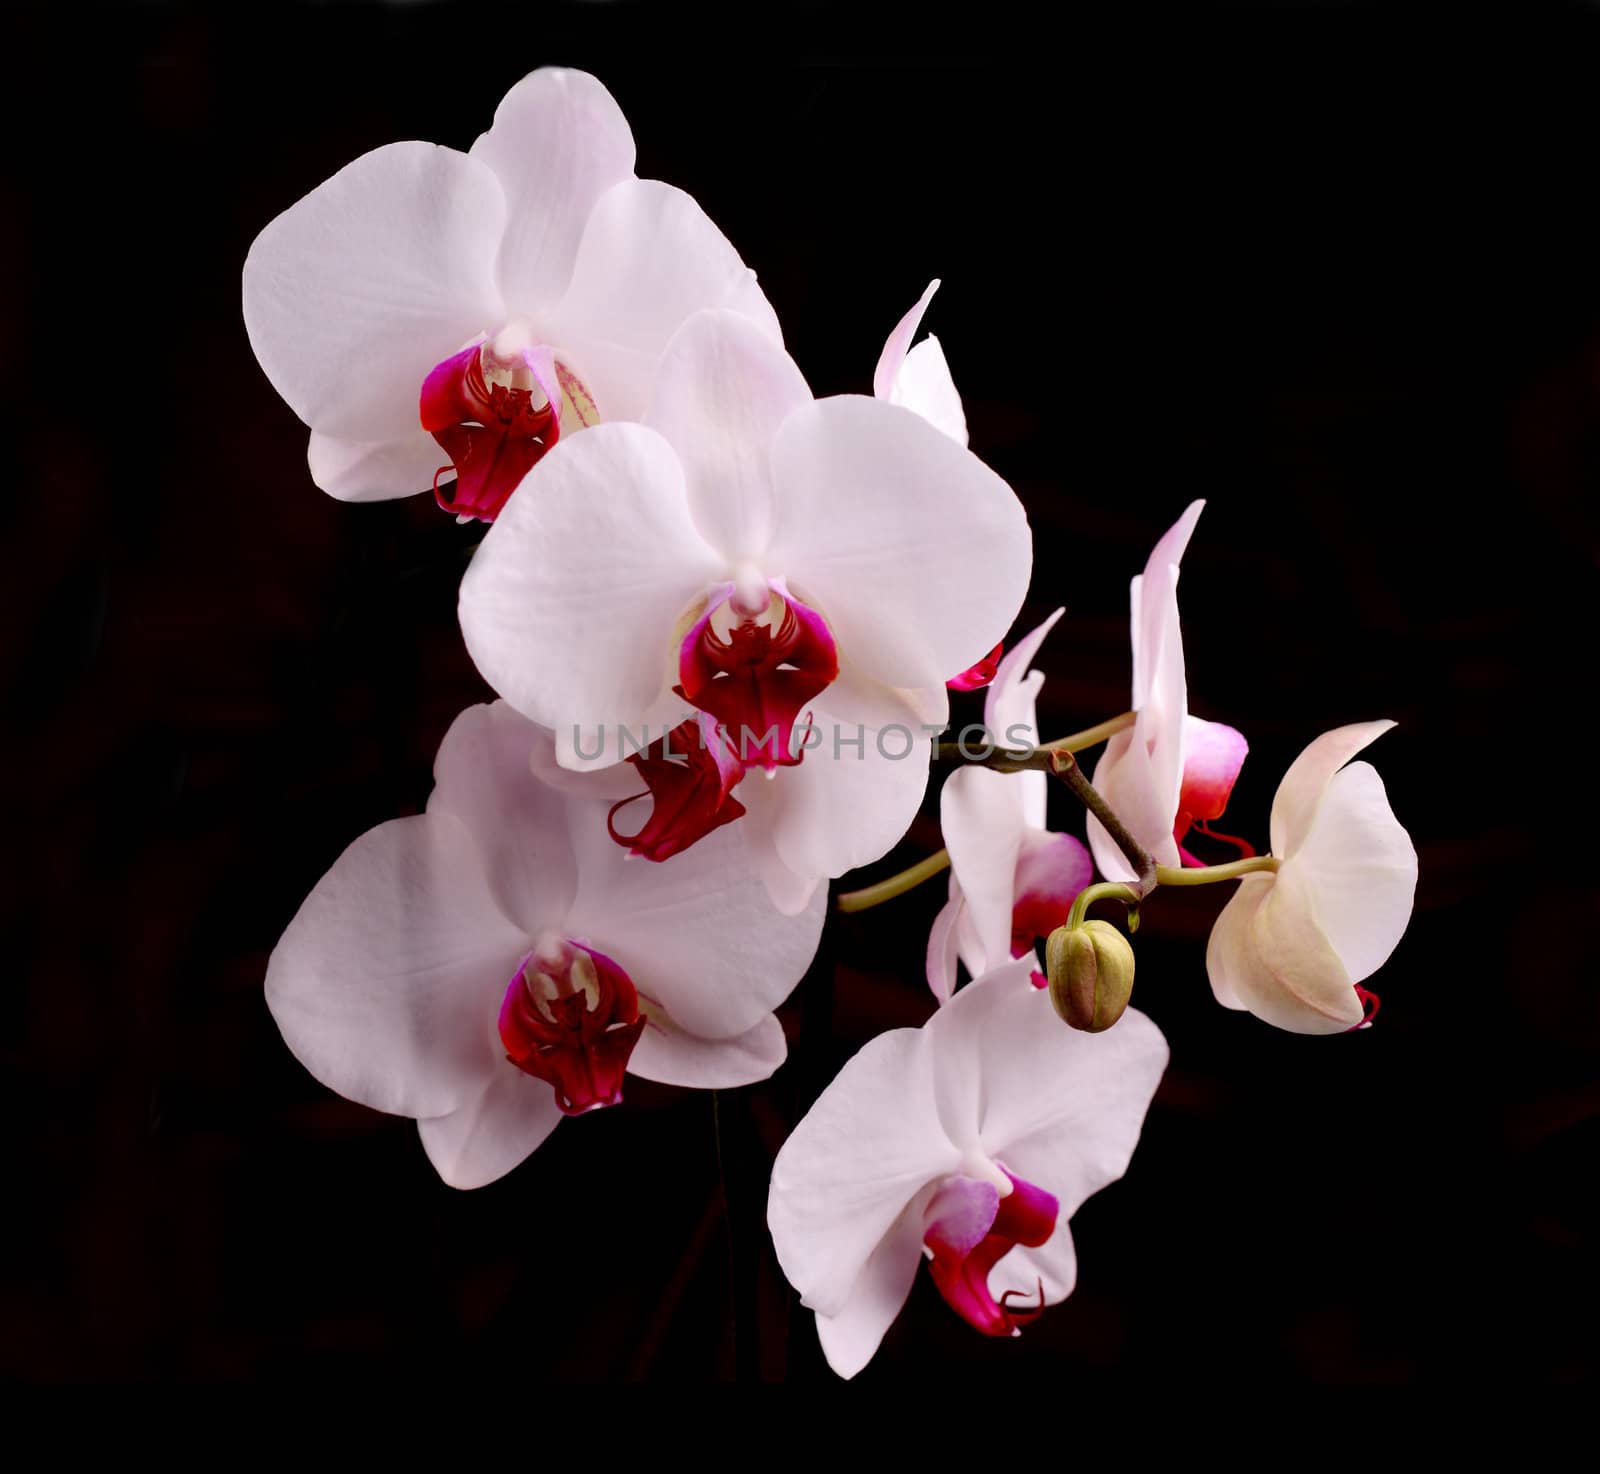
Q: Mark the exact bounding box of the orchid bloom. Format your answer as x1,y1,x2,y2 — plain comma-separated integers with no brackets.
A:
1087,500,1250,881
768,959,1168,1379
927,610,1093,1001
458,307,1031,914
873,278,968,448
265,701,825,1188
1207,721,1417,1034
243,68,777,522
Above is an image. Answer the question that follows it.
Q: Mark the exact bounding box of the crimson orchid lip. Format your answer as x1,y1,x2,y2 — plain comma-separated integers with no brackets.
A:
947,642,1004,692
608,715,748,862
924,1167,1061,1338
498,939,645,1115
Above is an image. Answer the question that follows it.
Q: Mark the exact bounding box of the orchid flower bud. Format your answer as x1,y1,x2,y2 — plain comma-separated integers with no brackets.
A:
1045,920,1135,1033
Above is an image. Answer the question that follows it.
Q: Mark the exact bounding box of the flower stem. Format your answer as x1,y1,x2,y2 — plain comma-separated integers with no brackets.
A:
835,849,952,912
1153,857,1280,886
1066,881,1142,932
1042,710,1136,753
1048,748,1157,892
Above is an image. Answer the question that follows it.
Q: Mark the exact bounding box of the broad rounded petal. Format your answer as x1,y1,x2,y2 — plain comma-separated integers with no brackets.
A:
931,974,1169,1214
265,814,524,1120
416,1067,564,1190
813,1189,935,1380
765,673,934,886
243,141,505,442
556,180,782,422
739,787,825,916
986,607,1065,830
941,766,1026,977
1226,870,1365,1034
645,309,811,561
1179,716,1249,823
563,802,826,1039
1270,720,1398,858
306,429,449,503
1288,761,1417,982
458,423,722,757
926,892,964,1004
768,1026,959,1317
629,1010,786,1088
469,68,636,312
1086,727,1184,882
769,396,1031,689
1204,874,1268,1012
893,337,968,446
427,703,578,934
872,279,939,401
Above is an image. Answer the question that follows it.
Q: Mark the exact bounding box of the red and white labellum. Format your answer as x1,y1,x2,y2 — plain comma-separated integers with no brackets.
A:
923,1167,1060,1338
608,713,747,862
419,323,600,523
1174,717,1250,862
1010,829,1094,984
947,642,1004,692
498,935,646,1115
675,576,838,773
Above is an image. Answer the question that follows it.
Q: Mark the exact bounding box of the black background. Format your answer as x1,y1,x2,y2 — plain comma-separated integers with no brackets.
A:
4,0,1598,1382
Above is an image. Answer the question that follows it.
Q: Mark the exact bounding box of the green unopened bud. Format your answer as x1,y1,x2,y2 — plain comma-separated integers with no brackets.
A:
1045,920,1135,1033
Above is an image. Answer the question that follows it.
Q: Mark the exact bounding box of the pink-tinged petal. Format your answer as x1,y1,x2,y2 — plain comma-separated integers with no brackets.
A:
457,422,722,765
1176,716,1249,830
767,396,1032,690
606,716,747,862
893,337,968,447
1246,867,1367,1034
1086,728,1185,882
416,1067,564,1190
929,970,1169,1213
1010,829,1093,955
947,643,1003,692
468,68,636,313
306,429,448,503
427,702,578,936
677,584,837,773
1205,872,1269,1013
768,1026,960,1318
628,1009,786,1089
813,1189,935,1380
265,813,524,1120
1285,759,1417,983
872,279,940,402
757,669,934,887
926,892,964,1004
1270,719,1398,859
564,796,826,1040
986,607,1065,830
741,797,824,917
243,141,505,442
555,181,783,423
646,310,810,559
941,765,1027,978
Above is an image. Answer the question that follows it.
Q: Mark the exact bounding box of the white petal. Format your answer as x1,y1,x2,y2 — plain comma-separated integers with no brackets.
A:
306,430,449,503
1086,726,1184,882
458,423,722,761
769,1024,959,1317
872,279,939,402
265,814,523,1121
989,1221,1079,1308
563,801,826,1040
629,1010,787,1089
941,766,1026,977
644,309,811,561
243,141,505,442
768,396,1032,689
1286,760,1417,983
427,703,578,934
469,68,636,313
985,607,1065,830
1270,719,1398,858
416,1067,564,1190
813,1188,935,1379
555,180,783,423
893,337,968,446
1204,874,1267,1013
926,892,964,1004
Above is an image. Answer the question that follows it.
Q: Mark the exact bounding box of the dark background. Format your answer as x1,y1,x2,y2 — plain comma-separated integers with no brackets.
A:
4,0,1597,1382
